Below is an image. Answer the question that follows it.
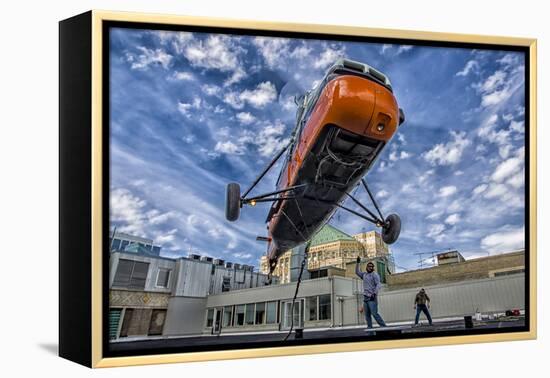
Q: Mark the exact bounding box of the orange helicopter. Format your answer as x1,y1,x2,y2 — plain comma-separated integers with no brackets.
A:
226,58,405,276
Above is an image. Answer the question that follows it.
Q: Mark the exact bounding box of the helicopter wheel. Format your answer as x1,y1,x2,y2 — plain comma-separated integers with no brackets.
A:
381,213,401,244
225,183,241,221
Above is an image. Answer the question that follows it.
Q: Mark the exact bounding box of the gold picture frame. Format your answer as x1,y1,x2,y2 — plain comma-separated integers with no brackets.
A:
59,9,537,368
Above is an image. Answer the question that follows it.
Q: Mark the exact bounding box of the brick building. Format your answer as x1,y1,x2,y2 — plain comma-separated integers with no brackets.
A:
381,250,525,290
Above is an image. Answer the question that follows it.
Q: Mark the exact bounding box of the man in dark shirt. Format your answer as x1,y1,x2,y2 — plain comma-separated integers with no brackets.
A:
356,257,387,328
414,288,433,326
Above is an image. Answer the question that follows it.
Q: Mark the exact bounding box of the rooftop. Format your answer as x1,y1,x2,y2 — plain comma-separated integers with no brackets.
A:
310,224,356,247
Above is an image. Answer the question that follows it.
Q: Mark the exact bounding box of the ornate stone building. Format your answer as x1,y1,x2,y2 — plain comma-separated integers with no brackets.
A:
260,224,392,283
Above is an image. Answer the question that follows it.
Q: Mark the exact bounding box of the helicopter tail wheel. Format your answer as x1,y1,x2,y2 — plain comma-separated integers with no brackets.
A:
225,183,241,221
381,213,401,244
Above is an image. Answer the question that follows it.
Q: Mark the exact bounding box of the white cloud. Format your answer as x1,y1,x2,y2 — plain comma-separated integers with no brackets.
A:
253,37,291,68
445,213,461,225
201,84,221,96
477,114,522,159
389,150,411,162
110,188,181,245
110,188,147,229
381,44,392,54
214,120,289,157
507,171,524,189
418,169,434,184
491,156,523,182
509,120,525,134
423,131,470,166
481,88,513,107
456,60,479,77
160,31,193,50
207,227,225,240
147,210,178,225
233,252,253,259
178,97,202,117
401,183,414,193
426,212,442,220
480,70,506,92
172,71,194,81
224,68,247,87
214,141,242,155
126,46,172,70
290,44,312,59
281,95,297,111
439,186,457,197
396,45,413,54
224,81,278,109
477,114,498,138
497,53,520,67
155,229,178,244
484,183,508,199
236,112,256,125
447,200,461,212
380,44,413,56
427,224,446,241
183,35,238,71
481,226,524,252
472,55,525,109
397,133,407,145
377,190,389,198
314,46,346,69
472,184,488,196
256,122,289,156
180,35,246,86
223,92,244,109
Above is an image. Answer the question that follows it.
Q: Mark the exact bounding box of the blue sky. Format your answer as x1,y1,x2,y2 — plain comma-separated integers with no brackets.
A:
109,27,526,271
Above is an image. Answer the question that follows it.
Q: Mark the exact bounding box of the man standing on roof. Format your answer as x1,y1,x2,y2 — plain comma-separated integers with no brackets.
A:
414,288,433,326
356,257,387,328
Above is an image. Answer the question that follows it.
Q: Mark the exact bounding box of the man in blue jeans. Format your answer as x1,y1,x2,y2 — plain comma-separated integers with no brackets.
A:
356,257,387,328
414,288,433,326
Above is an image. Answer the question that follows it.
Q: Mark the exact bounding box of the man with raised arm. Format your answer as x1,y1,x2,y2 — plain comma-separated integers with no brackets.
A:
356,257,387,329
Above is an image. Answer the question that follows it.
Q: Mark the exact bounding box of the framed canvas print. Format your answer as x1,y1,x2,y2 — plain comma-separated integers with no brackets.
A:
59,10,537,368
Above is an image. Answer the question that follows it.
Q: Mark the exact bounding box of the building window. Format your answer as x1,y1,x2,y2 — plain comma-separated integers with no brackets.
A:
223,306,233,327
113,259,149,289
119,308,134,337
148,309,166,336
235,305,245,326
377,261,386,283
255,302,266,325
307,296,318,321
266,301,278,324
319,295,331,320
110,238,121,251
245,303,255,325
156,268,171,288
206,309,214,327
108,308,123,340
152,246,161,254
120,240,129,251
222,277,231,292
